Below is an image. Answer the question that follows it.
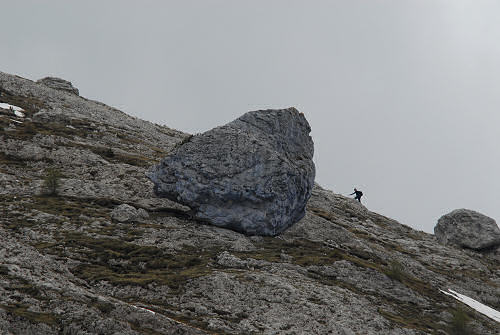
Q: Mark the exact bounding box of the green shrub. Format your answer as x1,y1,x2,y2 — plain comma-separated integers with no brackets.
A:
385,260,404,281
102,147,114,158
174,134,193,149
450,308,470,335
42,168,62,196
91,299,115,314
0,265,9,275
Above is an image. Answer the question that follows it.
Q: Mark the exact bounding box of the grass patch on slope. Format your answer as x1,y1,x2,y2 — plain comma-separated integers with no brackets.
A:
377,307,442,334
306,207,450,333
1,119,92,141
60,232,215,290
0,93,47,115
0,304,59,326
28,195,111,220
235,238,344,266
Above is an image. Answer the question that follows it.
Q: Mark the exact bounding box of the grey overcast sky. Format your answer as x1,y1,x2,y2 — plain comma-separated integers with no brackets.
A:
2,1,500,233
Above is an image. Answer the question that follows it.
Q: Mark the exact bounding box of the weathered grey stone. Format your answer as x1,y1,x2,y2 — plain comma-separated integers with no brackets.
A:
36,76,80,95
340,328,356,335
434,209,500,250
216,251,248,269
111,204,149,223
147,108,315,236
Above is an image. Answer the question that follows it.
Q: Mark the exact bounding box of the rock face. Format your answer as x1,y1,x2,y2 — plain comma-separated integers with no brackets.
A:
111,204,149,223
147,108,315,236
37,76,79,95
434,209,500,250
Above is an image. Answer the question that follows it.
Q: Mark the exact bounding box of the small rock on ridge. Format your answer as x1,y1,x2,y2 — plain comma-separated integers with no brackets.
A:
111,204,149,223
37,76,79,95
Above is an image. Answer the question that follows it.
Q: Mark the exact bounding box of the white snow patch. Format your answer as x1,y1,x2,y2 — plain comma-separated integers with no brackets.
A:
66,125,76,129
0,103,25,117
0,102,24,112
441,289,500,323
132,305,156,315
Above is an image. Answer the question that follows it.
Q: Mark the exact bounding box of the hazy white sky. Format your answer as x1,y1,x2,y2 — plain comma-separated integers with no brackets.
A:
2,1,500,233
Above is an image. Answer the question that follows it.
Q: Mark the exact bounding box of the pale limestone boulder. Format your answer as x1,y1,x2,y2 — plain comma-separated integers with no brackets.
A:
148,108,315,236
434,209,500,250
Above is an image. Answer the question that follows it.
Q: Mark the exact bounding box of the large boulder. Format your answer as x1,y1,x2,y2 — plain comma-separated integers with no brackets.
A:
434,209,500,250
37,77,79,95
147,107,315,236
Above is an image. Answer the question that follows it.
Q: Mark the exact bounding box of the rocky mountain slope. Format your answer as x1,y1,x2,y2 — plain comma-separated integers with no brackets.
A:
0,71,499,334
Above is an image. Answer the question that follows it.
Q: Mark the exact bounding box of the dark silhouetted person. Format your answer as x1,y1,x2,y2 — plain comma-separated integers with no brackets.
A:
350,188,363,202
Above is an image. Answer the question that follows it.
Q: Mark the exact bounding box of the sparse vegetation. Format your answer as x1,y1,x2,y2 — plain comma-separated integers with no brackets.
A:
48,232,215,290
0,265,9,275
29,196,112,219
450,308,471,335
384,260,405,281
0,93,47,117
91,146,115,159
173,134,193,149
90,298,115,315
377,307,442,334
0,152,27,167
102,147,115,158
1,120,88,141
0,304,59,326
88,145,153,166
42,168,62,196
234,238,344,267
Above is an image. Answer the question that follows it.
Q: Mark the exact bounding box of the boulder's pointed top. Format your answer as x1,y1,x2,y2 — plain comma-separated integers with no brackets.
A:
234,107,310,133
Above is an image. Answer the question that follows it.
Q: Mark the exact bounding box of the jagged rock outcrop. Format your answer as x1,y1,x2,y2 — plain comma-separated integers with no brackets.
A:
36,76,80,95
111,204,149,223
147,108,315,236
434,209,500,250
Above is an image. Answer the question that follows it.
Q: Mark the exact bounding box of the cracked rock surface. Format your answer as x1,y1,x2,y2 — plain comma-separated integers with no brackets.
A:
36,77,80,96
435,209,500,250
148,107,315,236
